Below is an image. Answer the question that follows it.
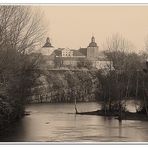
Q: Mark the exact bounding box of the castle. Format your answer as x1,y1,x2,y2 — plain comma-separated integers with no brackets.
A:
36,36,111,69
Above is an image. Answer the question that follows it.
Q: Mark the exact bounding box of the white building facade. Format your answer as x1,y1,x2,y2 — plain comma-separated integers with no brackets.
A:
61,48,73,57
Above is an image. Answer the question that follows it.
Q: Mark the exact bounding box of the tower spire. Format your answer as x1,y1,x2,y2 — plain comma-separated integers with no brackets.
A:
46,37,50,44
43,37,54,48
91,36,95,43
88,36,97,47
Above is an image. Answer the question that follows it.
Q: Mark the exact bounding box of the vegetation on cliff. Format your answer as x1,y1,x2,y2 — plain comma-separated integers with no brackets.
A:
27,69,99,103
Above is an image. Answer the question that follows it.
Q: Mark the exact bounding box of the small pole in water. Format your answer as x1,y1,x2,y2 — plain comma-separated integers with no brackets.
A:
118,102,122,122
74,98,78,114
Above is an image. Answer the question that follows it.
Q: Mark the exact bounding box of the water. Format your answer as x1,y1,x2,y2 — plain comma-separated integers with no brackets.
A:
1,101,148,142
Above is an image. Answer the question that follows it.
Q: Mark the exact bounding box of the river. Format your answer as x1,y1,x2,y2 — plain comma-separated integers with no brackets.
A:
1,101,148,142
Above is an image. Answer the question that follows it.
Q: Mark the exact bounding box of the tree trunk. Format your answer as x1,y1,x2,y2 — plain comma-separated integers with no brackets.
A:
135,71,139,111
143,80,148,116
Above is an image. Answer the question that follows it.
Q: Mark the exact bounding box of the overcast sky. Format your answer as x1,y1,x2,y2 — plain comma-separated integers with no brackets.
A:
35,6,148,52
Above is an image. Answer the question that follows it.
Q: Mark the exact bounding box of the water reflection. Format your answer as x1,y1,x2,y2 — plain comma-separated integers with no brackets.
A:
1,102,148,142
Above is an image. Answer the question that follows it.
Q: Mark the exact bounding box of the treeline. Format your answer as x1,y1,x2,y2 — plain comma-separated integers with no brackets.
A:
0,6,45,130
96,34,148,116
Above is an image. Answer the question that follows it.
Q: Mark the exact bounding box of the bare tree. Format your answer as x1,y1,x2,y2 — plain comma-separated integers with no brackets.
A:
103,33,134,70
0,6,46,74
0,6,47,127
0,6,46,110
98,34,136,120
0,6,45,52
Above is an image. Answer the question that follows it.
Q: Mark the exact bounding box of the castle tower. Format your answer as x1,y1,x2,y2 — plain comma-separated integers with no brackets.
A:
43,37,54,48
38,37,55,56
87,36,99,59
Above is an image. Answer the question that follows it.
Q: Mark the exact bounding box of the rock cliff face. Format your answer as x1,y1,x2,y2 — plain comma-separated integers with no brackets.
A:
27,70,99,103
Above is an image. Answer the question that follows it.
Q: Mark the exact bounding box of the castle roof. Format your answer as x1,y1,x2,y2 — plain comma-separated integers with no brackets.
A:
72,50,85,57
43,37,54,48
78,48,87,56
88,42,98,47
88,36,98,47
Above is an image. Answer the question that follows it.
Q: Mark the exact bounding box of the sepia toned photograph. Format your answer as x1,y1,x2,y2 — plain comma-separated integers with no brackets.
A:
1,4,148,143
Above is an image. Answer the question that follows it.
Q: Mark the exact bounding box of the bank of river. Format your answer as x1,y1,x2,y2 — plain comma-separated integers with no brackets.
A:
1,101,148,142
